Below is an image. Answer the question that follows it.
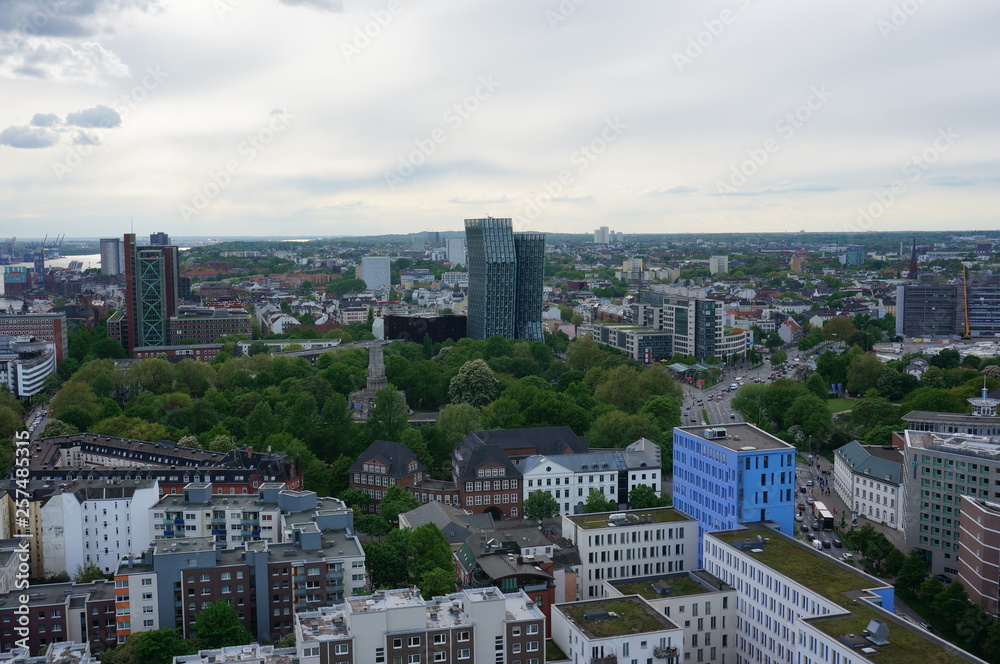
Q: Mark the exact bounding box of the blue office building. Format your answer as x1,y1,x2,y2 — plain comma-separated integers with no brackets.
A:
673,423,796,561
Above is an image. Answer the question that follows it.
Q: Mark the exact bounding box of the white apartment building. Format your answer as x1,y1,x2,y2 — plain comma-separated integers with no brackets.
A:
604,571,738,664
552,595,684,664
709,256,729,274
39,479,159,576
150,483,283,549
833,441,903,531
113,563,159,642
562,507,699,600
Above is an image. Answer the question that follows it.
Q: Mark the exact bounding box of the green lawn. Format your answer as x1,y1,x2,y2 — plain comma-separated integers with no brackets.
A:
826,398,855,414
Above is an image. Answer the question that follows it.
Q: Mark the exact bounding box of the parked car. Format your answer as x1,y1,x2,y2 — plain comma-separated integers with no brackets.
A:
936,574,953,584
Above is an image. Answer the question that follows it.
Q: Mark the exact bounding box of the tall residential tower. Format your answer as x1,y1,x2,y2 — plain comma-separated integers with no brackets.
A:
123,233,180,350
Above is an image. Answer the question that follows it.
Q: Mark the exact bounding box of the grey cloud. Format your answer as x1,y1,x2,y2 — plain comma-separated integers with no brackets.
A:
0,35,129,82
66,104,121,128
277,0,343,13
0,125,59,148
0,0,161,38
31,112,60,127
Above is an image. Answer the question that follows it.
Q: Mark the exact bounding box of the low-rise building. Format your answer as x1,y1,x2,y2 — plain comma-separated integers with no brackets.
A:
604,570,738,664
832,441,903,531
561,507,700,600
552,595,684,664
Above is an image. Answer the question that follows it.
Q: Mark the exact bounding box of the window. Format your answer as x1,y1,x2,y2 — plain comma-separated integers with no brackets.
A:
512,626,521,637
335,644,349,655
393,638,403,649
457,650,470,660
408,636,421,647
527,624,539,634
433,653,446,663
527,641,538,652
407,656,421,664
458,631,470,642
434,634,447,644
512,644,521,653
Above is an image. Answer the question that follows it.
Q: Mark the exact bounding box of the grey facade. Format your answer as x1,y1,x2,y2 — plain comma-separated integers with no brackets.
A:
464,218,544,342
360,256,391,291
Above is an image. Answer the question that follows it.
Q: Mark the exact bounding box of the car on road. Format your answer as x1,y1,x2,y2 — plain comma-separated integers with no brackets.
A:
822,539,831,548
806,479,814,486
795,514,803,521
842,552,853,561
797,504,806,511
832,539,842,548
730,414,736,420
806,498,814,505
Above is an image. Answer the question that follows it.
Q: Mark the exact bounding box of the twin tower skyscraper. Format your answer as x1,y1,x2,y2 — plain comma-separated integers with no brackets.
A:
464,217,545,343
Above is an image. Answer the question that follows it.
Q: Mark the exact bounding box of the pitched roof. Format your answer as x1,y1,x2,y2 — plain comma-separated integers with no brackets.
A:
348,440,424,476
834,440,902,485
399,501,494,544
463,427,589,457
454,444,520,481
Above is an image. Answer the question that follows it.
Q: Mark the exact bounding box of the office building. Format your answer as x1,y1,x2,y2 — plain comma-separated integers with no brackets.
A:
552,595,683,664
0,336,56,397
294,586,545,664
464,217,545,342
895,283,959,338
446,238,466,266
168,306,252,344
99,238,124,276
360,256,391,291
901,428,1000,576
603,570,738,664
709,255,728,274
672,424,796,556
832,441,903,531
0,312,67,363
594,226,610,244
123,233,180,350
562,507,699,599
592,287,749,362
148,231,170,246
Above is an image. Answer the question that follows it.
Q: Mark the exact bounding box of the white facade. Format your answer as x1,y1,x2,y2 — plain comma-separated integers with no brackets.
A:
100,238,124,275
594,226,610,244
562,508,699,600
522,457,616,515
709,256,729,274
150,494,283,550
552,596,684,664
361,256,391,291
0,340,56,398
603,573,738,664
446,239,466,266
40,480,159,576
832,442,903,532
115,567,160,640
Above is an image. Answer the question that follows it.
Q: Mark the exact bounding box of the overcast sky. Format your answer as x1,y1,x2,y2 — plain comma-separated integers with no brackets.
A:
0,0,998,239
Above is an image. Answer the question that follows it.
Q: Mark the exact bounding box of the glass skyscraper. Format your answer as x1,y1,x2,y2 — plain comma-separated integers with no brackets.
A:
464,218,544,342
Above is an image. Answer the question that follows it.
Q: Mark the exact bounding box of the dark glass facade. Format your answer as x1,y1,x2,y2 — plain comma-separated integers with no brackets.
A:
465,218,544,342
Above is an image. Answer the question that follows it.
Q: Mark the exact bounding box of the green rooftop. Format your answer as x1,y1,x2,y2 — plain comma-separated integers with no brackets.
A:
610,575,710,601
557,596,677,639
714,527,980,664
567,508,693,530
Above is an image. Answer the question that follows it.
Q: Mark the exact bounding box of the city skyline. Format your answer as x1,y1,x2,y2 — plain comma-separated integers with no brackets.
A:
0,2,997,237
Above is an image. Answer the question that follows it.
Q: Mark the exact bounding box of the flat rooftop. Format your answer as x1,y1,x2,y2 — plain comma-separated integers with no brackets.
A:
713,527,981,664
676,423,793,451
555,595,678,639
608,571,730,601
566,507,694,530
904,410,997,424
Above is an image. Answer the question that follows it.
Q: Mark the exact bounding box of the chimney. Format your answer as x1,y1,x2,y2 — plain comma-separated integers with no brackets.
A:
247,446,254,458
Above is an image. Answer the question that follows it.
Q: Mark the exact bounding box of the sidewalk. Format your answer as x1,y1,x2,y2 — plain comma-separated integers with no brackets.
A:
799,454,907,552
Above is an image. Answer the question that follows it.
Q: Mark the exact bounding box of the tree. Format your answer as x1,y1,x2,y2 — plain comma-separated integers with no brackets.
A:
367,386,410,442
582,488,616,513
846,353,884,395
379,485,419,525
193,600,253,649
930,348,961,370
356,514,390,538
74,561,107,583
419,567,456,600
770,350,788,367
435,403,481,453
480,397,525,430
566,336,599,372
40,419,78,437
448,359,499,408
51,381,100,420
586,411,658,448
102,628,194,664
339,488,372,509
523,490,560,520
629,484,670,508
410,523,453,582
364,527,411,588
894,549,928,597
823,317,857,344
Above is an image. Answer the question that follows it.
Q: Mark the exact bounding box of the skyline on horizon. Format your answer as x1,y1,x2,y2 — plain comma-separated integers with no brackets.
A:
0,1,998,238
